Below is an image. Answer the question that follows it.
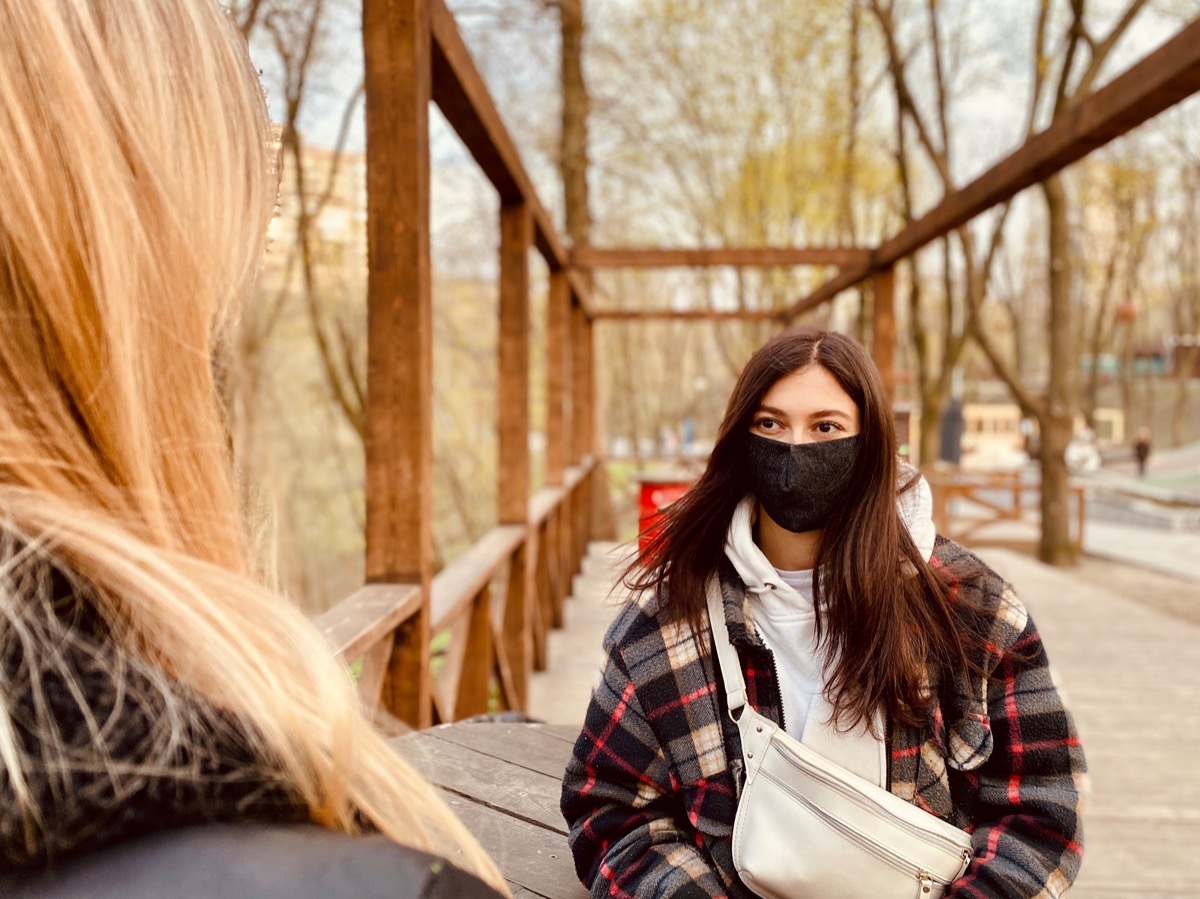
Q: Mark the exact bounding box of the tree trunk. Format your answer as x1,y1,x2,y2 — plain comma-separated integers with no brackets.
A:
1038,173,1077,564
560,0,590,250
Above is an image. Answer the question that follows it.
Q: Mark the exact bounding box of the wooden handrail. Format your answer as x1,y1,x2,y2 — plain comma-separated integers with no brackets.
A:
427,0,592,316
572,246,872,269
316,583,424,661
429,525,525,627
783,17,1200,321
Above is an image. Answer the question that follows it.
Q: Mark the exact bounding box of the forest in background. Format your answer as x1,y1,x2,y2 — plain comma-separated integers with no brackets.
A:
222,0,1200,611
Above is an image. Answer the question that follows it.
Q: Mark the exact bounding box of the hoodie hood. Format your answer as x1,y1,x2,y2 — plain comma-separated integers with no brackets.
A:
724,461,937,591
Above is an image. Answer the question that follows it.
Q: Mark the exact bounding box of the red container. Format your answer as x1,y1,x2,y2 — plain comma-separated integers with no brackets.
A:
637,480,693,552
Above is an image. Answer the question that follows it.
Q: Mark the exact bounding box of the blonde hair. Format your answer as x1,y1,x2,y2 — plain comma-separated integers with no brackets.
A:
0,0,505,889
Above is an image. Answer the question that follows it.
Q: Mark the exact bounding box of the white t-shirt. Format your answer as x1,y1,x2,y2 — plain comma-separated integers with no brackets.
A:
751,567,885,787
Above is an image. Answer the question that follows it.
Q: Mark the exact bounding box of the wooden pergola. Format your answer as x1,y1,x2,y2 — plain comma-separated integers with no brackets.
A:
314,0,1200,729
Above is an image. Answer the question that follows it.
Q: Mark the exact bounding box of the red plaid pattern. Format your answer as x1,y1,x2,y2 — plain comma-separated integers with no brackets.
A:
561,538,1085,898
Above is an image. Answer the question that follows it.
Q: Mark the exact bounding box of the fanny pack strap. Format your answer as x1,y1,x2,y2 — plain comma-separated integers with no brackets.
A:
705,575,748,718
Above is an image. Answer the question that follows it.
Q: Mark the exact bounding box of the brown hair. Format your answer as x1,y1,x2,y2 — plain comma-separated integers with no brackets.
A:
627,329,971,729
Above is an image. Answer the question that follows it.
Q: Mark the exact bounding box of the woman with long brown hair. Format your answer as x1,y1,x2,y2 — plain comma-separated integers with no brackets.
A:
0,0,503,893
562,330,1084,897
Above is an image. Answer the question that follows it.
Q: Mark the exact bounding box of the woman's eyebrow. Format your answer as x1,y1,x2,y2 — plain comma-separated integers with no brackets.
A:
807,408,854,421
754,404,788,417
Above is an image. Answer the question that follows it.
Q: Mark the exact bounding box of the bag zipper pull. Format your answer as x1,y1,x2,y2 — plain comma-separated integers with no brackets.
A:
917,871,934,895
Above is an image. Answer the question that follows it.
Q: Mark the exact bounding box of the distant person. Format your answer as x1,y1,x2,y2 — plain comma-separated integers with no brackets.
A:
0,0,503,893
1134,426,1153,477
562,330,1085,897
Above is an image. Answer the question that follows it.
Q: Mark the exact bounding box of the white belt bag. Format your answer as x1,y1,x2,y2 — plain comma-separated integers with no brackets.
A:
705,578,972,899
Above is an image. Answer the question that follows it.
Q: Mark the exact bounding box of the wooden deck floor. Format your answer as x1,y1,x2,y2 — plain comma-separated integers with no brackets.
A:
527,541,1200,897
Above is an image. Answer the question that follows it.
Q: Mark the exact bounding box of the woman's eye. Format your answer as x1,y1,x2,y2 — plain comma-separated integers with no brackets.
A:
754,418,779,431
815,421,842,434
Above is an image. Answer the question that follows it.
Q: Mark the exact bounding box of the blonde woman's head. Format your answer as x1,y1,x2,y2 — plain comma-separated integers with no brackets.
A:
0,0,506,889
0,0,272,566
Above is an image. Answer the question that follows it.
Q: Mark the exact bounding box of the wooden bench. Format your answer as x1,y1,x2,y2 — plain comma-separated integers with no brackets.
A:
393,722,587,898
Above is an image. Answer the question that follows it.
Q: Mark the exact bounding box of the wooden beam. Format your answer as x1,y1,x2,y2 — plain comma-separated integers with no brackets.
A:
591,308,784,321
582,316,596,457
428,0,580,288
784,18,1200,322
546,271,570,486
570,304,588,465
362,0,432,727
878,18,1200,269
573,246,873,269
315,583,423,661
871,268,896,402
499,202,532,524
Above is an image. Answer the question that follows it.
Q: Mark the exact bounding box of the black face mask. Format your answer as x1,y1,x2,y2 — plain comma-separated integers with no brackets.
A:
745,433,860,533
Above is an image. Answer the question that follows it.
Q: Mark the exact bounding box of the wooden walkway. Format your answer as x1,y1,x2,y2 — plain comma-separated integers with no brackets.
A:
520,541,1200,897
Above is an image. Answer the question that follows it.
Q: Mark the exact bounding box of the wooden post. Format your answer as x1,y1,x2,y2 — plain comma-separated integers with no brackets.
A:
546,271,570,487
362,0,433,728
499,201,532,706
570,303,588,465
872,267,896,403
499,202,532,523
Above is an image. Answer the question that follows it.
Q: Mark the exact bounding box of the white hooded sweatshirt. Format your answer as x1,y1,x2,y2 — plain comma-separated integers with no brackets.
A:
722,467,937,787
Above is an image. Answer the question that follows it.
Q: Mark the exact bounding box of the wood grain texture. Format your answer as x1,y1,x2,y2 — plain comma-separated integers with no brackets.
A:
546,272,570,486
871,267,896,402
314,583,423,660
499,202,533,526
391,724,586,897
573,246,872,269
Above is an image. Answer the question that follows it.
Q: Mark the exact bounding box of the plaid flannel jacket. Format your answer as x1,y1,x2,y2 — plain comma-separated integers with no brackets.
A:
561,538,1086,899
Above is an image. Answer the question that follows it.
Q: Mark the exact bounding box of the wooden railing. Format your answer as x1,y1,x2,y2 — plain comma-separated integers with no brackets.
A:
926,468,1086,554
339,0,1200,733
316,459,600,724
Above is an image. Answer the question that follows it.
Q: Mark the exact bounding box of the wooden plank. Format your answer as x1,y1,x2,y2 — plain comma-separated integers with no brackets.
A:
784,18,1200,322
569,305,588,466
592,309,787,321
783,265,872,320
362,0,432,585
362,0,432,727
428,790,585,899
876,18,1200,270
434,609,472,720
565,271,594,320
383,611,431,727
315,583,423,661
581,318,595,459
397,723,579,785
529,484,567,528
455,586,494,718
546,511,565,629
499,202,532,525
531,525,549,671
573,246,873,269
503,543,533,708
395,731,567,832
430,524,525,627
546,271,570,486
872,267,896,402
356,633,395,713
428,0,578,290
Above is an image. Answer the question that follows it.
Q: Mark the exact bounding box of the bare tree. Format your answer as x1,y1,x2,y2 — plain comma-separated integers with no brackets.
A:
874,0,1160,564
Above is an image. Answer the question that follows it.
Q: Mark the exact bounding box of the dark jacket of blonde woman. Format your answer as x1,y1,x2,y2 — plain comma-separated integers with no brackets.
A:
0,549,503,899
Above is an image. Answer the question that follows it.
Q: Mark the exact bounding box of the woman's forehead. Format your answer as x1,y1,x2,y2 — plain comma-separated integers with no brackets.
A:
759,366,855,413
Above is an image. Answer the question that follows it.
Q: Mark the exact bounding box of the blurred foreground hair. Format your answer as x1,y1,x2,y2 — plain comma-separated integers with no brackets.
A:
0,0,504,888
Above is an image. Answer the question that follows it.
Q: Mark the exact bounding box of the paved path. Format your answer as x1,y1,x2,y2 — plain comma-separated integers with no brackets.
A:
530,541,1200,897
